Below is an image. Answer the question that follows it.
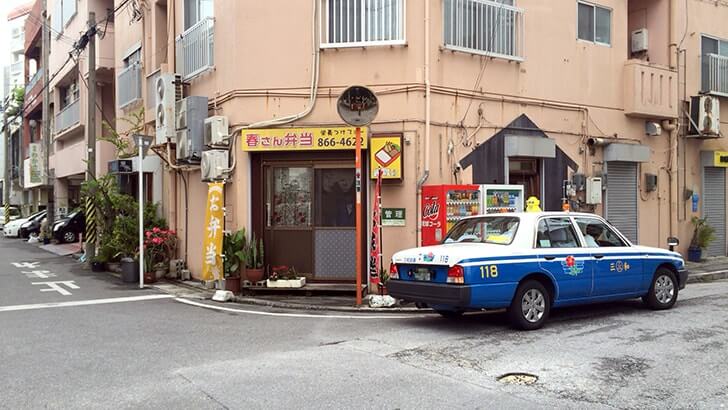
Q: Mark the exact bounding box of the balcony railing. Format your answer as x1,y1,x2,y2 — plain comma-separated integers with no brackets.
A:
320,0,406,48
176,17,214,80
54,98,80,134
623,60,677,119
10,61,23,75
117,63,142,109
443,0,525,61
25,68,43,95
704,53,728,97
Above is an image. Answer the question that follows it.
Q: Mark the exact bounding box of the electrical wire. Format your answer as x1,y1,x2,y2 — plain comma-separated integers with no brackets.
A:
70,54,116,130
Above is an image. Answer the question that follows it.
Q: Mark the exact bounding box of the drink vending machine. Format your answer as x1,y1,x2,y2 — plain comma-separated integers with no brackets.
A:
479,184,525,214
421,184,481,246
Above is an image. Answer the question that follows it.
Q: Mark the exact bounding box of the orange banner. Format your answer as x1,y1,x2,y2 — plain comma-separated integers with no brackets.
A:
202,183,224,281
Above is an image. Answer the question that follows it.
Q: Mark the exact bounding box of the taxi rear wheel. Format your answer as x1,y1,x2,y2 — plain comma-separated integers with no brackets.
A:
508,280,551,330
643,268,678,310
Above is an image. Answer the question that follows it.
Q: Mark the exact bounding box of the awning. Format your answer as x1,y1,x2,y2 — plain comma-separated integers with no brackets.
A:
604,143,650,162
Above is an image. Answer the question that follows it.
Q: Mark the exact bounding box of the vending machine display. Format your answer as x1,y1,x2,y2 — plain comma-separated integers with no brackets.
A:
480,184,525,214
421,184,481,246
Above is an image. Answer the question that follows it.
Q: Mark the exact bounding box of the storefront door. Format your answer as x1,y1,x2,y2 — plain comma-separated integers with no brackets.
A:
264,164,356,281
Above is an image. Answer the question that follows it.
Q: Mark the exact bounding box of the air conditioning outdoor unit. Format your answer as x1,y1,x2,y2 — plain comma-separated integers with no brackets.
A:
201,150,229,182
175,96,208,131
108,159,133,174
631,29,648,54
689,95,721,137
204,116,230,147
176,129,203,164
154,73,182,144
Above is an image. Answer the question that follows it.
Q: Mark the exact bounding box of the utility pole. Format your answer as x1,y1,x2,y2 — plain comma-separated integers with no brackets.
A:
42,0,53,233
3,108,10,225
85,12,97,260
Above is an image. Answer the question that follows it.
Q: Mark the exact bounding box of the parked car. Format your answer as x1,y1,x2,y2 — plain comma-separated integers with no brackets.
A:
52,211,85,243
18,210,47,239
388,212,687,330
4,210,44,238
0,206,22,229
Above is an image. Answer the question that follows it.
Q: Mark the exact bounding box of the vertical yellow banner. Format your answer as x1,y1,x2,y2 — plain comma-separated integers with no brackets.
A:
202,183,224,281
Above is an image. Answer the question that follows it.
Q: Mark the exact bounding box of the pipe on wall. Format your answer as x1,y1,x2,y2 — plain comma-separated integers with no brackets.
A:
416,0,432,247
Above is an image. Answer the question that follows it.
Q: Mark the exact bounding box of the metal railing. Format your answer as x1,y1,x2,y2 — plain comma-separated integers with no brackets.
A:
705,53,728,96
443,0,524,61
117,63,142,108
320,0,406,47
25,68,43,94
54,98,80,134
175,17,214,80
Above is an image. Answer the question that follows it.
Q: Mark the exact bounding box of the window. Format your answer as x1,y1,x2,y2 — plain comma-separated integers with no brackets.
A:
444,216,520,245
574,218,627,248
60,81,79,109
536,218,579,248
701,35,728,94
577,1,610,45
184,0,213,30
443,0,523,60
124,48,142,67
321,0,405,47
315,169,355,227
51,0,77,35
62,0,77,27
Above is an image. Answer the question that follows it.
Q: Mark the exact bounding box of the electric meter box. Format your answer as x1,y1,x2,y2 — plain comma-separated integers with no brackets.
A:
586,177,602,204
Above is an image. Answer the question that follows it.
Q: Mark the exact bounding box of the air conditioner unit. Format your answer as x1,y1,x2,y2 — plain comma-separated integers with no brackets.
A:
204,116,230,147
201,150,229,182
155,73,182,144
108,159,133,174
175,96,208,131
176,129,203,164
689,95,721,137
631,29,648,54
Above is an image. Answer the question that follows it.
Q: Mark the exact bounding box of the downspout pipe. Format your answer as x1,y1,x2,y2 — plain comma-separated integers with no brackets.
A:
663,119,678,240
416,0,431,246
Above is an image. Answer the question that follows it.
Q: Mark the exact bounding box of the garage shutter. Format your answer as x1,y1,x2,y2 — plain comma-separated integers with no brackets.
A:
703,167,726,257
606,162,638,243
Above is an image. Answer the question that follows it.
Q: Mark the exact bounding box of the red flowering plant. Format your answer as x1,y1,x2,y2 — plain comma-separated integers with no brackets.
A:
144,227,177,271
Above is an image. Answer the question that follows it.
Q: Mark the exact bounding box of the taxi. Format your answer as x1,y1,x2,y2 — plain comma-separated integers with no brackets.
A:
388,212,687,330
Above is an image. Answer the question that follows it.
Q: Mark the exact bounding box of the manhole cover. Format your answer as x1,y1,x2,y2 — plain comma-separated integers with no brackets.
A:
497,373,538,385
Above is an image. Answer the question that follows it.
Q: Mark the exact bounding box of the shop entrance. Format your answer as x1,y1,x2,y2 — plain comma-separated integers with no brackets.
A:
509,157,541,200
263,164,356,281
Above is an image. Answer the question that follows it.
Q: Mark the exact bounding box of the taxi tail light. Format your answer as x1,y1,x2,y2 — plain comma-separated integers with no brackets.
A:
389,263,399,279
447,265,464,284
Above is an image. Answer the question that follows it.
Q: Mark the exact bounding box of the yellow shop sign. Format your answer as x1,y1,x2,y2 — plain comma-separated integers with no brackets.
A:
202,182,224,281
370,135,403,180
714,151,728,167
241,127,368,152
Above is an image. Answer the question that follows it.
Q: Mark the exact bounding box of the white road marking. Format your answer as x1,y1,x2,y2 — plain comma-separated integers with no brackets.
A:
22,270,56,279
0,294,175,312
11,262,40,268
175,297,428,319
31,280,80,296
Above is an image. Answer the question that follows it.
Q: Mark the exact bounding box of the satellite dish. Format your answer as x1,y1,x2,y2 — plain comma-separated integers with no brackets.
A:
337,86,379,126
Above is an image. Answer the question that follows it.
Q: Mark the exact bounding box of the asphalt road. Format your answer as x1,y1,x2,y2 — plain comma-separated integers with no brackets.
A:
1,237,726,409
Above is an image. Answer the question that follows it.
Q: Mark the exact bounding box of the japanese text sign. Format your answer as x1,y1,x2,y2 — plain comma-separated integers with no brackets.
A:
370,135,402,180
241,127,369,152
714,151,728,167
202,183,224,281
382,208,406,226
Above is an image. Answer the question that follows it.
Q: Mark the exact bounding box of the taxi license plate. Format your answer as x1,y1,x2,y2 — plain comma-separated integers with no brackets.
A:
414,268,431,281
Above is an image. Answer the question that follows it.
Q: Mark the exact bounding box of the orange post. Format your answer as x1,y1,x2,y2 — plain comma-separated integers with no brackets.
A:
355,127,362,306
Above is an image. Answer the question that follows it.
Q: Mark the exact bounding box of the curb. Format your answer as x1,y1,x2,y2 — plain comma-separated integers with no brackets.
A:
687,270,728,284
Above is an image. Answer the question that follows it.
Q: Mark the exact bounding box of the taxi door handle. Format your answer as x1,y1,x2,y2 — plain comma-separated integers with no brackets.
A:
543,256,556,261
593,254,604,259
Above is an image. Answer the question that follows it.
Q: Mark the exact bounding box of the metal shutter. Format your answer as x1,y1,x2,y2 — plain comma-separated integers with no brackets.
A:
606,162,638,243
703,167,726,257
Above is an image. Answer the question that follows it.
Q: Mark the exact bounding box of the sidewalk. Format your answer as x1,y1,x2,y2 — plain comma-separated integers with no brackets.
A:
685,256,728,283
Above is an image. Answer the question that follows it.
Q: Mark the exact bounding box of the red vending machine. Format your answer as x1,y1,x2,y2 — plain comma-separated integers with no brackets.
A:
421,184,481,246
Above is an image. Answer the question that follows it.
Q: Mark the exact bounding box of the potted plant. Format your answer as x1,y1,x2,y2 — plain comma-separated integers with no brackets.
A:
266,265,306,288
245,231,265,282
688,216,715,262
222,229,247,294
111,212,140,283
144,227,177,283
91,256,107,272
378,267,390,296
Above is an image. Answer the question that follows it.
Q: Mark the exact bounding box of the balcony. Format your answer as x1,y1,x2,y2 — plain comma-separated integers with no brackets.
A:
117,63,142,109
176,17,214,80
623,60,678,119
54,98,80,135
10,34,24,53
10,61,23,75
704,53,728,97
443,0,525,61
25,68,42,95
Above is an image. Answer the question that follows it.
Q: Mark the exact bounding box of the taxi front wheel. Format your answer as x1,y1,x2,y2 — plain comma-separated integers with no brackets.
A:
643,268,678,310
508,280,551,330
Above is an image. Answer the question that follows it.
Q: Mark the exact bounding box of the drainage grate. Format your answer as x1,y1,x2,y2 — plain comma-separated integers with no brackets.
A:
497,373,538,385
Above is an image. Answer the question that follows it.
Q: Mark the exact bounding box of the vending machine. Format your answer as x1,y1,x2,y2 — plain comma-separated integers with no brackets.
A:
421,184,481,246
480,184,525,214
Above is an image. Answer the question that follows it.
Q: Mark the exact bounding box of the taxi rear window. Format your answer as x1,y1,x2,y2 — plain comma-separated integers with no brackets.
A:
443,216,519,245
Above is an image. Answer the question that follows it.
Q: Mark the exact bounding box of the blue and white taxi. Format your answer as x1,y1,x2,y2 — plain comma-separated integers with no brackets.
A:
388,212,687,330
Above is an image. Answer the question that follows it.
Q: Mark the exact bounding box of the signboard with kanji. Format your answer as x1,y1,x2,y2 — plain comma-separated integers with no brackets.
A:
382,208,406,226
370,135,403,180
202,183,224,281
241,127,369,152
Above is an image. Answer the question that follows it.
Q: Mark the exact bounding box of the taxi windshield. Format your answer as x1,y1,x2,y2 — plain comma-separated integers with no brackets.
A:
443,216,520,245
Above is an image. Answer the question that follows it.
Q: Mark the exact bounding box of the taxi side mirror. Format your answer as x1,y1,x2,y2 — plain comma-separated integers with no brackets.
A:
667,237,679,251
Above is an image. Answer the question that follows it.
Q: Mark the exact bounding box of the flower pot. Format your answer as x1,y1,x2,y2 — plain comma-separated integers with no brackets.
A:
266,277,306,288
91,261,106,272
246,268,265,283
120,259,139,283
225,276,241,294
144,271,158,284
107,262,122,273
688,246,702,262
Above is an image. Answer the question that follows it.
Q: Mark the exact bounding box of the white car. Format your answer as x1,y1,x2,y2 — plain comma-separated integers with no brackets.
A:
3,210,43,238
388,212,687,330
0,206,22,230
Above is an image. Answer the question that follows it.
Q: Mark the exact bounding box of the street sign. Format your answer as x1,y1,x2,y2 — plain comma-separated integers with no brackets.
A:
337,86,379,127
